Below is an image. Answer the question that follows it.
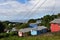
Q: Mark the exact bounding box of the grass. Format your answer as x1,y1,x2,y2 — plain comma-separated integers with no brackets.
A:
0,32,60,40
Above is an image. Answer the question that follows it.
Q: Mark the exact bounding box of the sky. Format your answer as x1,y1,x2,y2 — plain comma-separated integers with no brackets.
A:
0,0,60,21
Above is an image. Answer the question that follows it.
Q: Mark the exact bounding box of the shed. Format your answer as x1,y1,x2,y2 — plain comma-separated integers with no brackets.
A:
11,27,17,32
31,26,47,35
37,26,47,34
50,18,60,32
18,28,33,36
18,28,33,33
36,20,41,24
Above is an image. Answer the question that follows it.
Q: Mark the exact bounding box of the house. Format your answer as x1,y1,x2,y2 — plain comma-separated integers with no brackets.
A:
18,26,47,36
29,20,41,28
18,28,33,33
11,27,17,32
36,20,41,24
18,28,33,36
31,26,47,35
50,18,60,32
29,23,38,28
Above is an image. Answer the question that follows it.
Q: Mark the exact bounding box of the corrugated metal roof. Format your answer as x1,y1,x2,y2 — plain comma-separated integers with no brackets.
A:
50,18,60,23
19,26,47,33
19,28,33,33
37,26,47,30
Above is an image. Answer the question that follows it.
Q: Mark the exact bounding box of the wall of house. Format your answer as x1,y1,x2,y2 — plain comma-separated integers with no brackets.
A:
31,30,37,35
50,23,60,32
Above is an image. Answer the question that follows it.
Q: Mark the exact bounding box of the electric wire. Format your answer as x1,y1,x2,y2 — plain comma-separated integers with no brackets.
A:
21,0,41,19
27,0,47,19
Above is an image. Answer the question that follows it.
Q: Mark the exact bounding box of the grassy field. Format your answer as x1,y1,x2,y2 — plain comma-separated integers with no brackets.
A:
0,32,60,40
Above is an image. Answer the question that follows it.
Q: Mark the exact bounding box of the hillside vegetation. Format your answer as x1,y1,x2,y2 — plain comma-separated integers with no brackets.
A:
0,32,60,40
40,13,60,28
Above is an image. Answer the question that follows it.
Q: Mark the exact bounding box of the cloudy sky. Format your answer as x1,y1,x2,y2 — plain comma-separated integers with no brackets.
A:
0,0,60,21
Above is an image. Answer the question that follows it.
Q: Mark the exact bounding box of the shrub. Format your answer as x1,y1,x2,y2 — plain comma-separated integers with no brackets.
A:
0,33,9,38
23,32,31,37
9,32,17,36
17,23,29,29
28,19,36,23
0,32,18,38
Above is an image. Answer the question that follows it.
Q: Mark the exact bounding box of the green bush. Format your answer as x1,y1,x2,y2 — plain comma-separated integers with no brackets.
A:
0,32,18,38
23,32,31,37
9,32,17,36
17,23,29,29
28,19,36,23
0,33,9,38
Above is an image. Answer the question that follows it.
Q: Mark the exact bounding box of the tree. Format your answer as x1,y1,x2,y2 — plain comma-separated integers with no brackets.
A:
28,19,36,23
2,21,14,29
40,13,60,28
51,15,58,19
41,15,53,28
57,13,60,17
0,22,5,33
2,21,9,29
16,23,29,29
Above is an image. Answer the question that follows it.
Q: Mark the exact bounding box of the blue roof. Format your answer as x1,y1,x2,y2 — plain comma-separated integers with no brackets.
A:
29,23,38,28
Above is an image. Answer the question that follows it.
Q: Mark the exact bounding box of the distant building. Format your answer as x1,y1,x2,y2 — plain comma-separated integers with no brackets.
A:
29,20,41,28
29,23,38,28
50,18,60,32
11,27,17,32
36,20,41,24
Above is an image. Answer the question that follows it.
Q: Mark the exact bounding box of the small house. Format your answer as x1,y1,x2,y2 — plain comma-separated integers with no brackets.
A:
50,18,60,32
31,26,47,35
18,28,32,37
29,23,38,28
11,27,17,32
36,20,41,24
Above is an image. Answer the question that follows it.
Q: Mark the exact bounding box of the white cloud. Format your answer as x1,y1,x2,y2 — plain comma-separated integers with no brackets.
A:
0,1,31,16
0,0,60,20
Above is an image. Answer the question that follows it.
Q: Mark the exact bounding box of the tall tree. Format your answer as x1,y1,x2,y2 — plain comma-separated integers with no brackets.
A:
28,19,36,23
0,22,5,33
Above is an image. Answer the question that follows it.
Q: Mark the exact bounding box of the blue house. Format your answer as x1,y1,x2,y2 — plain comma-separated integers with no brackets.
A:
30,26,47,35
31,29,37,35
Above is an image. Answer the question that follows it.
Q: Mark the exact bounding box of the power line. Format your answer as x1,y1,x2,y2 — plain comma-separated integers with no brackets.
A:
50,0,56,15
27,0,47,19
21,0,41,19
28,0,56,18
